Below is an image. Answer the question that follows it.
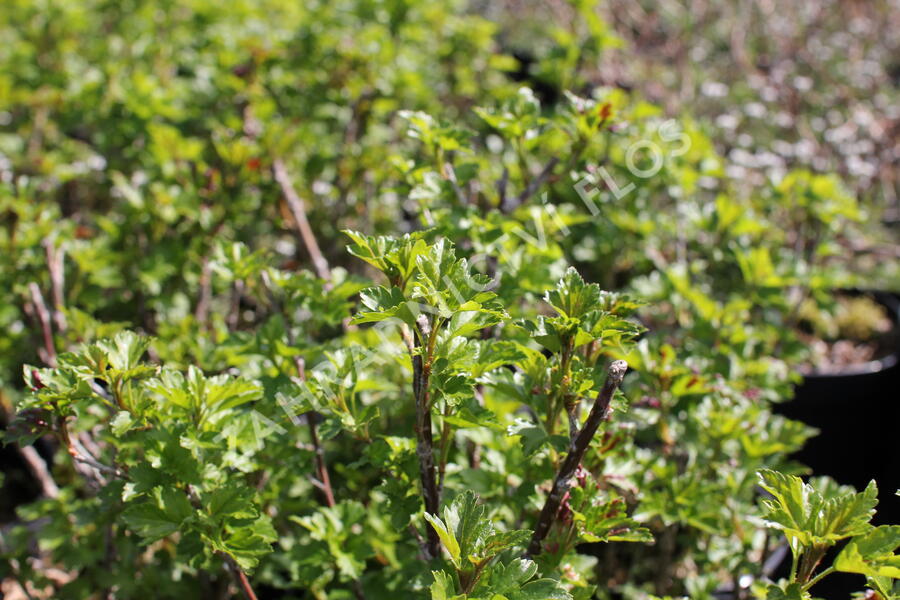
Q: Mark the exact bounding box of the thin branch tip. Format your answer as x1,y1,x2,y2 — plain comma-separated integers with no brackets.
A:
608,359,628,383
525,358,629,557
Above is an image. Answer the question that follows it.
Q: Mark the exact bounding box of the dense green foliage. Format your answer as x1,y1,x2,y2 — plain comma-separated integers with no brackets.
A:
0,1,897,599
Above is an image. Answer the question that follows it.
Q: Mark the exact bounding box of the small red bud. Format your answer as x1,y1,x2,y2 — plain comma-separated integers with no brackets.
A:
31,369,45,390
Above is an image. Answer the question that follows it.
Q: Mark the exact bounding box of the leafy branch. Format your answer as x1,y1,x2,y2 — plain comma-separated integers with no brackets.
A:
425,491,569,599
758,469,899,599
526,360,628,557
346,232,506,560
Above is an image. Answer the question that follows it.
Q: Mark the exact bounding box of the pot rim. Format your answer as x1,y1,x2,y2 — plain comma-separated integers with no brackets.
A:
800,289,900,378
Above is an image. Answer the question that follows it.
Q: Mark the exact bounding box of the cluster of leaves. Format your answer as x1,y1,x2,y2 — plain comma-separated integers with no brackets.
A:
758,470,899,599
0,1,896,600
425,491,559,599
5,332,275,596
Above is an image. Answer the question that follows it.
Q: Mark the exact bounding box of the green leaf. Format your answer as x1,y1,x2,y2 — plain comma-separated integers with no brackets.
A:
864,574,899,599
204,376,262,412
764,582,809,600
100,331,151,372
545,267,602,320
734,246,783,288
444,490,492,564
148,367,261,426
121,486,193,543
834,525,900,578
445,309,503,339
758,469,877,547
351,286,415,326
110,410,138,436
468,341,527,378
220,517,276,571
568,476,652,545
427,491,528,574
344,230,429,284
431,569,465,600
480,530,533,558
509,579,573,600
211,241,269,281
489,558,539,593
207,484,259,522
424,512,462,569
411,239,506,320
121,503,182,543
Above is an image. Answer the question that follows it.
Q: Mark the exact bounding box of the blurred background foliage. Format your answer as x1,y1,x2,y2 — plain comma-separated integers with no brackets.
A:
1,0,895,381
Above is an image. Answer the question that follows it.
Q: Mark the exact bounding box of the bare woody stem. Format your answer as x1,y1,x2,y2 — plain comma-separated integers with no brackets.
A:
25,277,118,494
273,158,331,281
28,282,57,367
525,360,628,557
221,553,259,600
437,416,451,496
412,317,441,559
565,400,580,443
56,414,121,481
506,156,560,212
797,544,828,585
496,167,509,213
305,394,336,508
292,353,336,509
43,239,67,334
442,162,468,205
271,163,348,510
18,445,59,499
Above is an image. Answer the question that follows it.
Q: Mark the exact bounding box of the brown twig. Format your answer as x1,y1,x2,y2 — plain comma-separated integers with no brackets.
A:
407,523,428,557
412,315,441,559
654,523,679,594
260,271,337,509
525,360,628,557
27,282,121,483
18,445,59,499
273,158,330,281
797,544,828,585
295,360,359,595
227,279,245,332
398,323,442,559
259,209,360,590
17,283,65,499
437,417,451,496
466,438,481,470
305,405,336,508
565,399,580,442
496,167,509,212
443,162,468,206
28,282,57,367
43,239,67,335
513,156,560,209
195,254,212,330
260,277,358,600
221,553,259,600
57,418,121,480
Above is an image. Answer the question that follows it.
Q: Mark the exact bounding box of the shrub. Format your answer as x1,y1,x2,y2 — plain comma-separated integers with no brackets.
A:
0,1,896,599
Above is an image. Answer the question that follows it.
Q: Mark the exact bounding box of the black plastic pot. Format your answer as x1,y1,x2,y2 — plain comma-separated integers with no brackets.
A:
777,292,899,516
774,291,900,596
